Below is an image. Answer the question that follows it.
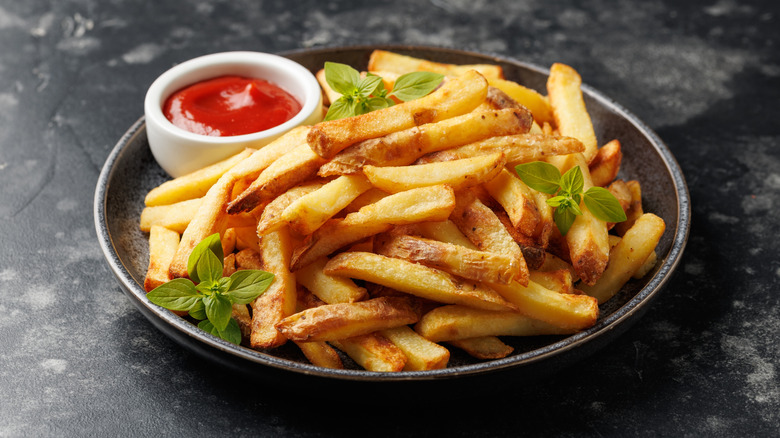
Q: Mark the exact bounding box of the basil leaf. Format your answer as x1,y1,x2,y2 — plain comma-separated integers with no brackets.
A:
189,300,206,320
203,293,233,332
560,166,584,196
187,233,223,283
514,161,562,194
554,206,577,236
196,249,223,286
227,270,275,304
546,195,568,208
198,318,242,345
366,97,393,112
324,62,360,95
356,75,384,98
324,96,356,121
583,187,628,223
389,72,444,101
146,278,201,311
367,72,388,97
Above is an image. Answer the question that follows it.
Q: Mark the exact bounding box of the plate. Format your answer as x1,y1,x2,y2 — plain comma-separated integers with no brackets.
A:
94,45,690,395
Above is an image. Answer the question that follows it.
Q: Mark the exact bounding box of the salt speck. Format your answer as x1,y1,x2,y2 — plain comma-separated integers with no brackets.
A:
40,359,68,374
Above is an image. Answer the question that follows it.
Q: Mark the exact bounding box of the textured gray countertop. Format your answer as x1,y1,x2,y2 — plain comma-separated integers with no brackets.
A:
1,0,778,436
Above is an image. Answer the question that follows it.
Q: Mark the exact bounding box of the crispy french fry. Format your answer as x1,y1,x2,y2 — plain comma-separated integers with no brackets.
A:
330,333,407,372
224,126,312,182
144,148,254,207
341,188,390,214
319,108,531,176
579,213,666,304
290,185,456,270
228,144,327,214
140,198,202,234
307,70,488,159
633,250,658,279
482,86,524,110
296,341,344,369
416,133,584,166
415,219,479,250
232,303,252,340
315,68,340,106
448,336,514,359
488,77,554,125
144,226,180,292
415,305,575,343
255,180,326,236
367,49,504,79
607,179,633,230
250,227,296,349
529,269,574,294
233,226,262,255
281,174,373,235
221,228,236,255
295,256,367,304
492,210,546,271
234,248,263,271
380,325,450,371
324,251,516,311
374,233,518,285
222,252,236,277
614,180,644,236
483,168,541,238
276,296,420,342
490,280,598,330
589,139,622,187
547,63,599,163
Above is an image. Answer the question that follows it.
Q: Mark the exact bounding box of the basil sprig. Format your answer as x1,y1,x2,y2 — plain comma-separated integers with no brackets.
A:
147,233,274,345
515,162,627,235
323,62,444,121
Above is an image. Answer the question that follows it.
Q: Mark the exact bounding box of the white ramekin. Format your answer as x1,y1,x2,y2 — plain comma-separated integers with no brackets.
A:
144,51,323,177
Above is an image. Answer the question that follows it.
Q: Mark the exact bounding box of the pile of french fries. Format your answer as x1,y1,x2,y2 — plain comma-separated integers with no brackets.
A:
140,50,666,372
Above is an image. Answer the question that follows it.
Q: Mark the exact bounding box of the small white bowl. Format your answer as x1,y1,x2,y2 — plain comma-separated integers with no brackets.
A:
144,51,323,177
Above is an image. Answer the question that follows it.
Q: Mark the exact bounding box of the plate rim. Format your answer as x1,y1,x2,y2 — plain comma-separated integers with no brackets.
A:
94,44,691,382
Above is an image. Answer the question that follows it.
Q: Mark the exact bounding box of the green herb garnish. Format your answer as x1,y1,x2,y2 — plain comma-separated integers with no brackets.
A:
323,62,444,121
515,162,627,235
147,233,274,345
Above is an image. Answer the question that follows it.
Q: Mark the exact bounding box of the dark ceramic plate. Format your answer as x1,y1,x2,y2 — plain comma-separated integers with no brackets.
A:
94,45,690,395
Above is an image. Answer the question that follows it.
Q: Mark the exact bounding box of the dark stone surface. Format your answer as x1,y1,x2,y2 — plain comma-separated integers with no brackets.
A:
0,0,777,436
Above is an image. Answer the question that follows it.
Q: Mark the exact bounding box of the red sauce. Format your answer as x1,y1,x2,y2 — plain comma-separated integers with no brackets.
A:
163,75,302,136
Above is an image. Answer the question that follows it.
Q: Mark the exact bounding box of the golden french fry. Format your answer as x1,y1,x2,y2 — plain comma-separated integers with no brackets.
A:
448,336,514,360
614,180,644,236
579,213,666,304
415,305,575,343
281,174,373,235
633,250,658,279
255,180,326,236
250,227,296,349
589,139,622,187
416,133,584,166
483,168,541,238
318,108,531,177
144,225,180,292
324,251,516,311
341,188,390,214
330,333,407,372
367,49,504,79
234,248,263,270
228,144,327,214
296,341,344,369
315,68,340,106
145,149,254,207
607,179,633,230
295,256,367,304
415,219,478,250
490,280,598,330
222,252,236,277
488,77,554,125
275,296,420,342
232,303,252,340
224,126,312,182
547,63,599,163
221,227,236,255
374,233,518,285
379,325,450,371
140,198,202,234
307,70,488,159
290,185,456,270
529,269,574,294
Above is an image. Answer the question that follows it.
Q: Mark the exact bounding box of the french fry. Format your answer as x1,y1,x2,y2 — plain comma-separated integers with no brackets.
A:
255,180,326,236
222,252,236,277
415,219,479,250
367,49,504,80
307,70,488,159
221,228,236,256
281,174,373,235
224,126,312,182
144,148,254,207
415,305,576,343
250,227,296,349
275,296,420,342
487,77,554,125
234,248,263,270
547,63,599,163
233,226,262,255
449,190,529,285
490,281,598,330
318,108,531,176
416,134,584,166
633,250,658,279
228,144,327,214
493,210,546,271
579,213,666,303
341,188,390,214
324,251,516,311
537,252,579,282
607,179,633,230
315,68,340,106
482,86,524,110
483,168,541,238
330,333,407,372
614,180,644,236
363,152,505,193
448,336,514,360
589,139,622,187
140,198,202,234
295,256,367,304
379,325,450,371
144,225,180,292
296,341,344,369
374,233,518,285
232,303,252,340
290,185,456,270
529,269,574,294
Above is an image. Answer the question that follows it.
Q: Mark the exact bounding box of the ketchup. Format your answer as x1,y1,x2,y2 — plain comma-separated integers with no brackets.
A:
163,75,302,136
